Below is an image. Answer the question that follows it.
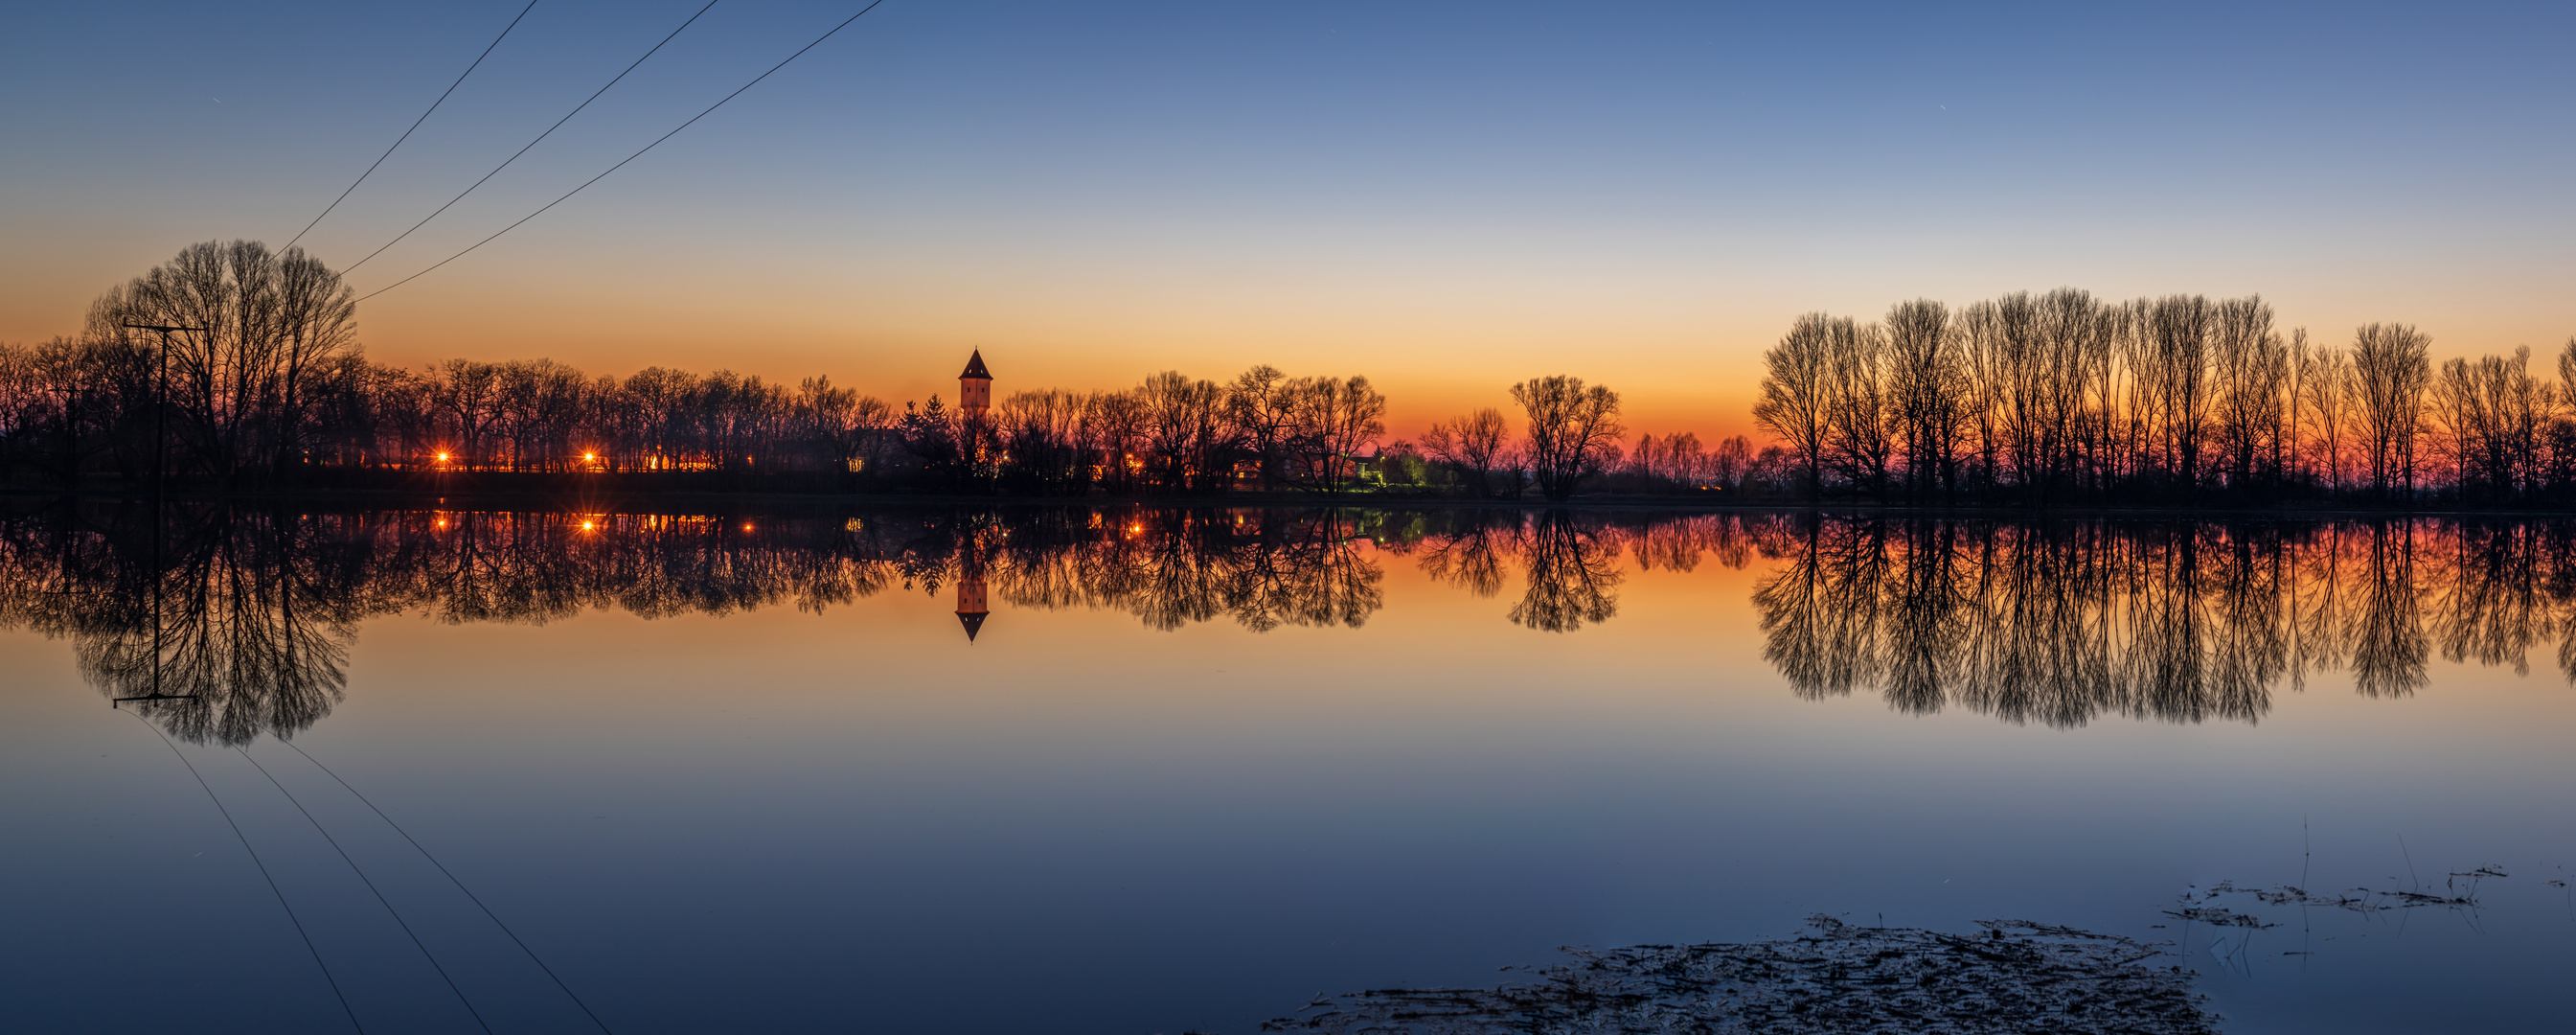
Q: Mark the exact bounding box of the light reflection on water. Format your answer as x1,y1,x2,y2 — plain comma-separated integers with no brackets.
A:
1,501,2570,1033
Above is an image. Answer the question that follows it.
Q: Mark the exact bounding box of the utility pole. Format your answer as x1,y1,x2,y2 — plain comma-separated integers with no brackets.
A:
121,323,201,501
113,323,203,710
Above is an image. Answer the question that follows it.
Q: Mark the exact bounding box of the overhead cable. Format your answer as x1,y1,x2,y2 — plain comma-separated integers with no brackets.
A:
285,738,620,1034
357,0,890,302
139,719,364,1033
240,747,497,1035
345,0,725,273
285,0,542,249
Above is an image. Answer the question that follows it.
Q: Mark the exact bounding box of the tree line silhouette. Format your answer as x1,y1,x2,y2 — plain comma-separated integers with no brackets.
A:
1755,289,2576,506
1754,517,2576,726
3,241,1766,500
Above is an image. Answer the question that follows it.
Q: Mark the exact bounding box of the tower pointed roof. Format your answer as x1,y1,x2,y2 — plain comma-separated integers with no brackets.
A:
959,350,992,380
957,610,988,641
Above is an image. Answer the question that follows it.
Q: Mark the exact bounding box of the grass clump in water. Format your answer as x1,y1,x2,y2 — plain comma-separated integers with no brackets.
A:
1261,914,2216,1035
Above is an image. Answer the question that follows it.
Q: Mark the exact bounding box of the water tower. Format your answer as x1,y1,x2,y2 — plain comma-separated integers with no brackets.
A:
959,350,992,418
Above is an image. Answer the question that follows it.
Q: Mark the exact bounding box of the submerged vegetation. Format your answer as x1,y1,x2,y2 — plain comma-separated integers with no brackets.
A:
1262,915,2216,1035
1261,858,2538,1035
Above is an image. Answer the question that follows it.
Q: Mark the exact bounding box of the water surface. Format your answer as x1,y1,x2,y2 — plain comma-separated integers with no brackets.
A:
4,503,2571,1033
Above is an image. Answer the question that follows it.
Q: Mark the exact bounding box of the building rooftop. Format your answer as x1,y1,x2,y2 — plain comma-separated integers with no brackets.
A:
959,350,992,380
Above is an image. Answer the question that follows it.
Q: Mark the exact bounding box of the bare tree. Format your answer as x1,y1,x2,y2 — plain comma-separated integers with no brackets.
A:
2209,296,2287,494
1226,365,1297,490
2034,288,2116,500
1420,406,1513,498
1711,434,1752,492
1136,371,1231,493
1824,319,1893,497
2351,323,2431,498
2299,343,2353,494
796,376,891,478
1089,389,1151,494
0,343,43,481
86,241,358,480
1286,375,1386,496
1512,375,1625,501
994,388,1095,494
1754,314,1835,500
2142,294,2214,492
1882,299,1965,500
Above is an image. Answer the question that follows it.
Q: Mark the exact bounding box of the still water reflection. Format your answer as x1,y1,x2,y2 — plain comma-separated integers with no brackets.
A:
2,502,2571,1033
18,505,2572,747
1756,520,2576,725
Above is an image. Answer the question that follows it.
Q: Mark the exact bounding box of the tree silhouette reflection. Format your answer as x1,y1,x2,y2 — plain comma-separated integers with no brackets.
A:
70,509,356,747
0,503,1410,742
1398,510,1799,633
1751,517,2576,726
6,503,2568,742
985,509,1383,632
1507,511,1624,632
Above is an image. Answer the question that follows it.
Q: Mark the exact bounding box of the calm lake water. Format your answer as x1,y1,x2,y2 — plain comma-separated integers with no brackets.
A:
5,502,2572,1033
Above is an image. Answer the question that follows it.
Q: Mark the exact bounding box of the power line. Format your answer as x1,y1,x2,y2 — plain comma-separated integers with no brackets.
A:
285,0,542,250
285,738,620,1035
239,747,496,1035
139,718,364,1034
345,0,725,274
356,0,890,302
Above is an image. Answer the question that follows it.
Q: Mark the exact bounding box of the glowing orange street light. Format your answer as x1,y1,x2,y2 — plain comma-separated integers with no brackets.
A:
581,520,596,531
435,451,450,463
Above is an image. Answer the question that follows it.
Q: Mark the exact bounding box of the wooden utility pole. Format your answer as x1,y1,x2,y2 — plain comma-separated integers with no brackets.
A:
121,323,201,499
113,323,204,709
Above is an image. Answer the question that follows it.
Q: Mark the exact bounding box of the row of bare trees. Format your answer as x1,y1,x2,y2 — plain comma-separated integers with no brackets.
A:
344,359,893,475
9,240,1721,500
897,366,1390,496
1413,376,1637,500
945,371,1673,501
1754,289,2576,505
0,242,900,484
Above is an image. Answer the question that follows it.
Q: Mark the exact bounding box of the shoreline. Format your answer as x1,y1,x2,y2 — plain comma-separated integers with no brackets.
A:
5,483,2573,519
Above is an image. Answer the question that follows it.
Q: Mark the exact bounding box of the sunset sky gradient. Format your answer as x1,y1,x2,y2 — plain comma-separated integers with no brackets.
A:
5,1,2571,438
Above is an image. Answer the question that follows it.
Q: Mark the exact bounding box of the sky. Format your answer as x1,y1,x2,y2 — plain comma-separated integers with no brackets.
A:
4,1,2572,438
